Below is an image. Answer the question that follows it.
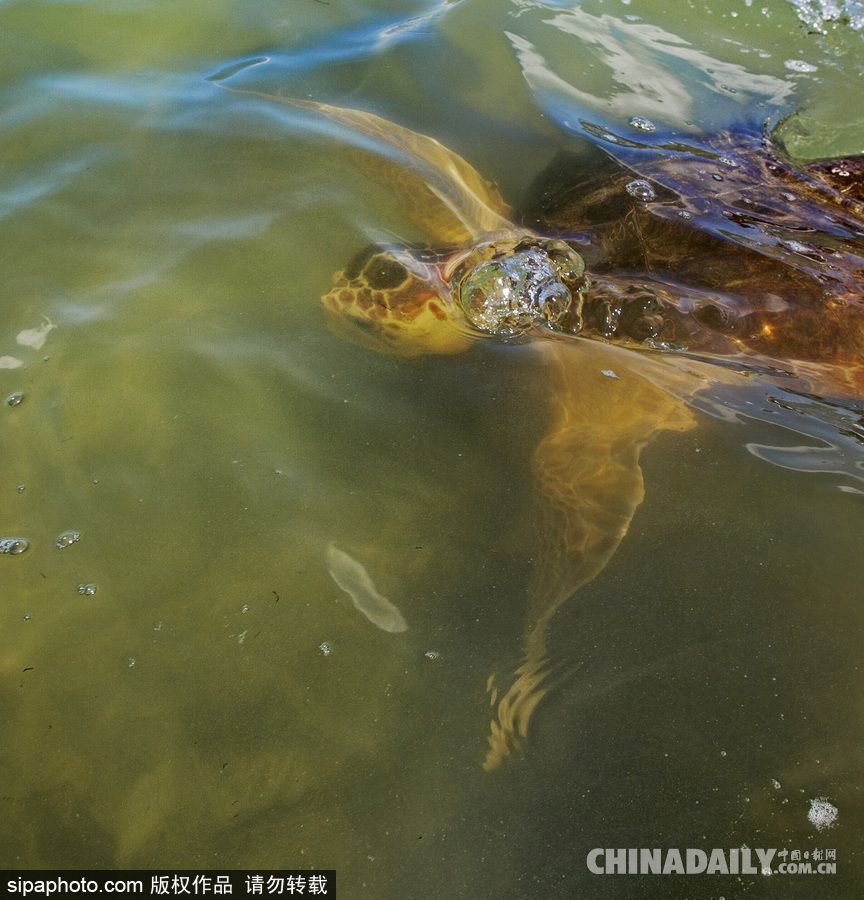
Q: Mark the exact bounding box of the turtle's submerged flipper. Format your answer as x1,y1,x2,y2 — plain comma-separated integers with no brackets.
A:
484,341,696,771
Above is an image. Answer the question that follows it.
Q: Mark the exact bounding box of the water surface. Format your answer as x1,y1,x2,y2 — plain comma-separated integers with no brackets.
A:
1,1,863,897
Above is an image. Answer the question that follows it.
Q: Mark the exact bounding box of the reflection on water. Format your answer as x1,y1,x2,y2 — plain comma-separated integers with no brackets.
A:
506,7,795,127
1,0,863,896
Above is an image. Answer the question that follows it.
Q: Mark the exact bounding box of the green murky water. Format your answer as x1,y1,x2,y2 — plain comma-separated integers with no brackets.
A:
1,0,863,896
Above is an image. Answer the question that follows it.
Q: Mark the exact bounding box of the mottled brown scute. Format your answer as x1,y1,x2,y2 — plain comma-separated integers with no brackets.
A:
519,127,864,398
805,157,864,203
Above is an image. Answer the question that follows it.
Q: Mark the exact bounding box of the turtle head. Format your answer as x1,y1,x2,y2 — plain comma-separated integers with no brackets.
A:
322,244,473,356
322,238,588,355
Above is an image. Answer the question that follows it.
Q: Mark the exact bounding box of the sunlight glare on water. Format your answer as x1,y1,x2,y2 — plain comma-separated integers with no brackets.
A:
1,0,863,896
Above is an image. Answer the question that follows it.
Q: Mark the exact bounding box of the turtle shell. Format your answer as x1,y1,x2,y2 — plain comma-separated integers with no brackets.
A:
520,127,864,395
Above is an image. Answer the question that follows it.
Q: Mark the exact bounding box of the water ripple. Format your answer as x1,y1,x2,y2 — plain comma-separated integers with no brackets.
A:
210,0,459,85
0,146,109,220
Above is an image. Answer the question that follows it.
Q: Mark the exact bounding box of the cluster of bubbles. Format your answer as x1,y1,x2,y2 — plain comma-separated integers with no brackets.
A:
0,538,29,555
790,0,864,32
454,238,586,335
2,531,83,555
1,527,97,596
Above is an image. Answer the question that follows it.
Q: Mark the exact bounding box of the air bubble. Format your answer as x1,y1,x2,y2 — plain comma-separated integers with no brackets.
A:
6,393,23,407
77,583,97,595
628,115,656,132
678,211,693,220
718,157,739,168
320,641,331,656
56,530,80,549
625,180,656,202
17,485,25,494
601,370,620,379
424,650,440,659
0,538,29,555
711,173,724,181
536,281,571,323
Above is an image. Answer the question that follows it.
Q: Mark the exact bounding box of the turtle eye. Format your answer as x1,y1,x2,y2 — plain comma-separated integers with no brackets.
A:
364,254,410,290
344,244,382,281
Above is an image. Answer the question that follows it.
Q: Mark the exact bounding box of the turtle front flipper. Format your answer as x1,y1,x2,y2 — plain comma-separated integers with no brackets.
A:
484,341,696,771
217,85,513,244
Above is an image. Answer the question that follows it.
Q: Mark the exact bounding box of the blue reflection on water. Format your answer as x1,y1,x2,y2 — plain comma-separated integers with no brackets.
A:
236,0,458,77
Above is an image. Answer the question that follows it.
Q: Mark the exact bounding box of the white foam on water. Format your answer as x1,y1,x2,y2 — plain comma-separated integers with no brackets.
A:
787,0,864,32
808,797,838,830
16,319,54,350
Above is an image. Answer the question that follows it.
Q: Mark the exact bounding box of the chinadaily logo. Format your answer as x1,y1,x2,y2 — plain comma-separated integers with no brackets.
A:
587,797,839,876
586,847,837,876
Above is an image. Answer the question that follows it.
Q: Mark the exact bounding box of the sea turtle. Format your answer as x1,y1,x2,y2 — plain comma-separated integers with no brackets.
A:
223,86,864,770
